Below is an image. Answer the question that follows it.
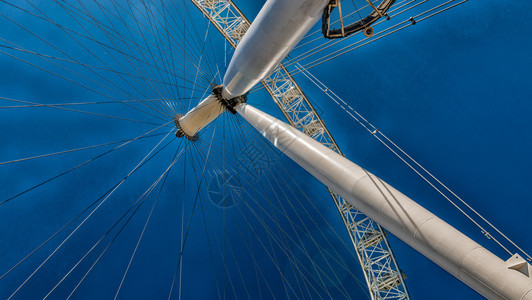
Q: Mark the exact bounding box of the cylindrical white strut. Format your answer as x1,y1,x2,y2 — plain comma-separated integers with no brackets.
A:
236,103,532,299
176,94,225,138
222,0,329,99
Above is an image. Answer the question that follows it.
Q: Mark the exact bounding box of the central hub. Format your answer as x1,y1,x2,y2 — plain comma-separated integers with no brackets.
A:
212,85,247,115
174,85,247,140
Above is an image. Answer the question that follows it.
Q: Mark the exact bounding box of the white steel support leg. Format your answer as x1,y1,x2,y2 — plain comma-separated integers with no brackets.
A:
190,1,410,298
222,0,329,99
236,103,532,300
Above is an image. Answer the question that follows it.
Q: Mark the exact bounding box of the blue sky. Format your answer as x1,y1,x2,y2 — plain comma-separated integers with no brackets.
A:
0,0,531,299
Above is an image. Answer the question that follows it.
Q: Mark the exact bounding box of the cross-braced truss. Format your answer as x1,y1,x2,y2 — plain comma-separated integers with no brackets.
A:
190,1,410,299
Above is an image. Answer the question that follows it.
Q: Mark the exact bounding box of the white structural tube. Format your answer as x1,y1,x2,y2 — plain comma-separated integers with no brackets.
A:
236,103,532,299
222,0,329,99
179,0,328,138
176,94,225,138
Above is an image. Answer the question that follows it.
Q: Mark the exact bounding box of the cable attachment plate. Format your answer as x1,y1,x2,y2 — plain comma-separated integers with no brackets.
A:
212,85,248,114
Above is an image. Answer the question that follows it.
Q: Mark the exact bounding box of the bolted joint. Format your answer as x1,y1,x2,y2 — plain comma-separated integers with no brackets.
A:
213,84,247,114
